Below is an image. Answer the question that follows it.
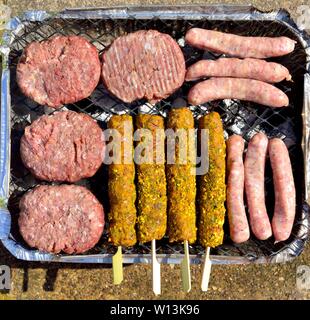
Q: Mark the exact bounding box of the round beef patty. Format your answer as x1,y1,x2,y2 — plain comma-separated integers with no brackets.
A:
20,111,104,182
101,30,186,103
18,185,104,254
16,36,101,108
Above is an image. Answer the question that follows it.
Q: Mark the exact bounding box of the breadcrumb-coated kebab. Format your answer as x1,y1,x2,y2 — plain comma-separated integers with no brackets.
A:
108,115,137,247
166,107,197,244
136,114,167,243
198,112,226,248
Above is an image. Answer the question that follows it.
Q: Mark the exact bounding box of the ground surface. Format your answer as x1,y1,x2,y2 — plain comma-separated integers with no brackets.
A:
0,0,310,300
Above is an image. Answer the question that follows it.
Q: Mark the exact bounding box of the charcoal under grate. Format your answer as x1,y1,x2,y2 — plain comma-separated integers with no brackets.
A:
3,8,310,263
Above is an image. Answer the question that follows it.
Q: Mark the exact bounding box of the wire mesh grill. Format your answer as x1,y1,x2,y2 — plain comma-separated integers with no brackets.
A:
6,13,310,262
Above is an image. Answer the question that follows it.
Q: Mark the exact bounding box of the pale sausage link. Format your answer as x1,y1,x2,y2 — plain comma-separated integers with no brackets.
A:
185,58,292,83
227,135,250,243
188,77,289,108
185,28,296,58
269,138,296,242
244,132,272,240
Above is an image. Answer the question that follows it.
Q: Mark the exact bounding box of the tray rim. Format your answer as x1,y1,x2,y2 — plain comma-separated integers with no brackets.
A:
1,4,310,265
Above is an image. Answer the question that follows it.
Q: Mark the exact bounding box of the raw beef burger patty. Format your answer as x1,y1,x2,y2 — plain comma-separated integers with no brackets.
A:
16,36,101,108
18,185,104,254
20,111,104,182
101,30,186,103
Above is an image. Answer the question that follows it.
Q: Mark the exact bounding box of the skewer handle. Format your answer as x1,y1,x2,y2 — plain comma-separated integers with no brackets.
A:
152,239,161,295
201,247,212,292
112,246,123,285
181,240,191,293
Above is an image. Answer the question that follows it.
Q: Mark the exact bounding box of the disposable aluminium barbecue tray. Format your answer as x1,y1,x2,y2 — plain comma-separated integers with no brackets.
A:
0,5,310,265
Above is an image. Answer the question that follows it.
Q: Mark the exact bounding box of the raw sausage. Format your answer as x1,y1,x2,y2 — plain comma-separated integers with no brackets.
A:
226,135,250,243
188,77,289,108
185,58,291,83
244,132,272,240
269,138,296,242
185,28,296,58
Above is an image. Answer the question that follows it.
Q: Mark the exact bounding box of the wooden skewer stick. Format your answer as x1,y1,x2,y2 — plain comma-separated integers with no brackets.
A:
152,239,161,295
201,247,212,292
181,240,191,293
112,246,123,285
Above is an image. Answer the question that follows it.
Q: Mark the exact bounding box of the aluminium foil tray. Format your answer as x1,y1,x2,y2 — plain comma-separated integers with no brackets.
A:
0,5,310,265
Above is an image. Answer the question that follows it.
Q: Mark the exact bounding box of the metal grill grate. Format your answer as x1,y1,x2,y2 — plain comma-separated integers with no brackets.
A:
6,12,310,263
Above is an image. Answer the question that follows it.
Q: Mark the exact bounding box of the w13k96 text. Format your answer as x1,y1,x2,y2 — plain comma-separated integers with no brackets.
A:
110,303,200,317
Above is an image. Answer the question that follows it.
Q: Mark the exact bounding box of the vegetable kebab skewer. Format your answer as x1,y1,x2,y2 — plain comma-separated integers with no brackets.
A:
198,112,226,291
166,103,197,292
136,114,167,296
108,115,137,285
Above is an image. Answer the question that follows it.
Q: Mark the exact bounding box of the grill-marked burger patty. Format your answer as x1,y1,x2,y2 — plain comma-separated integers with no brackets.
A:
18,185,105,254
17,36,101,108
20,111,104,182
101,30,186,103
